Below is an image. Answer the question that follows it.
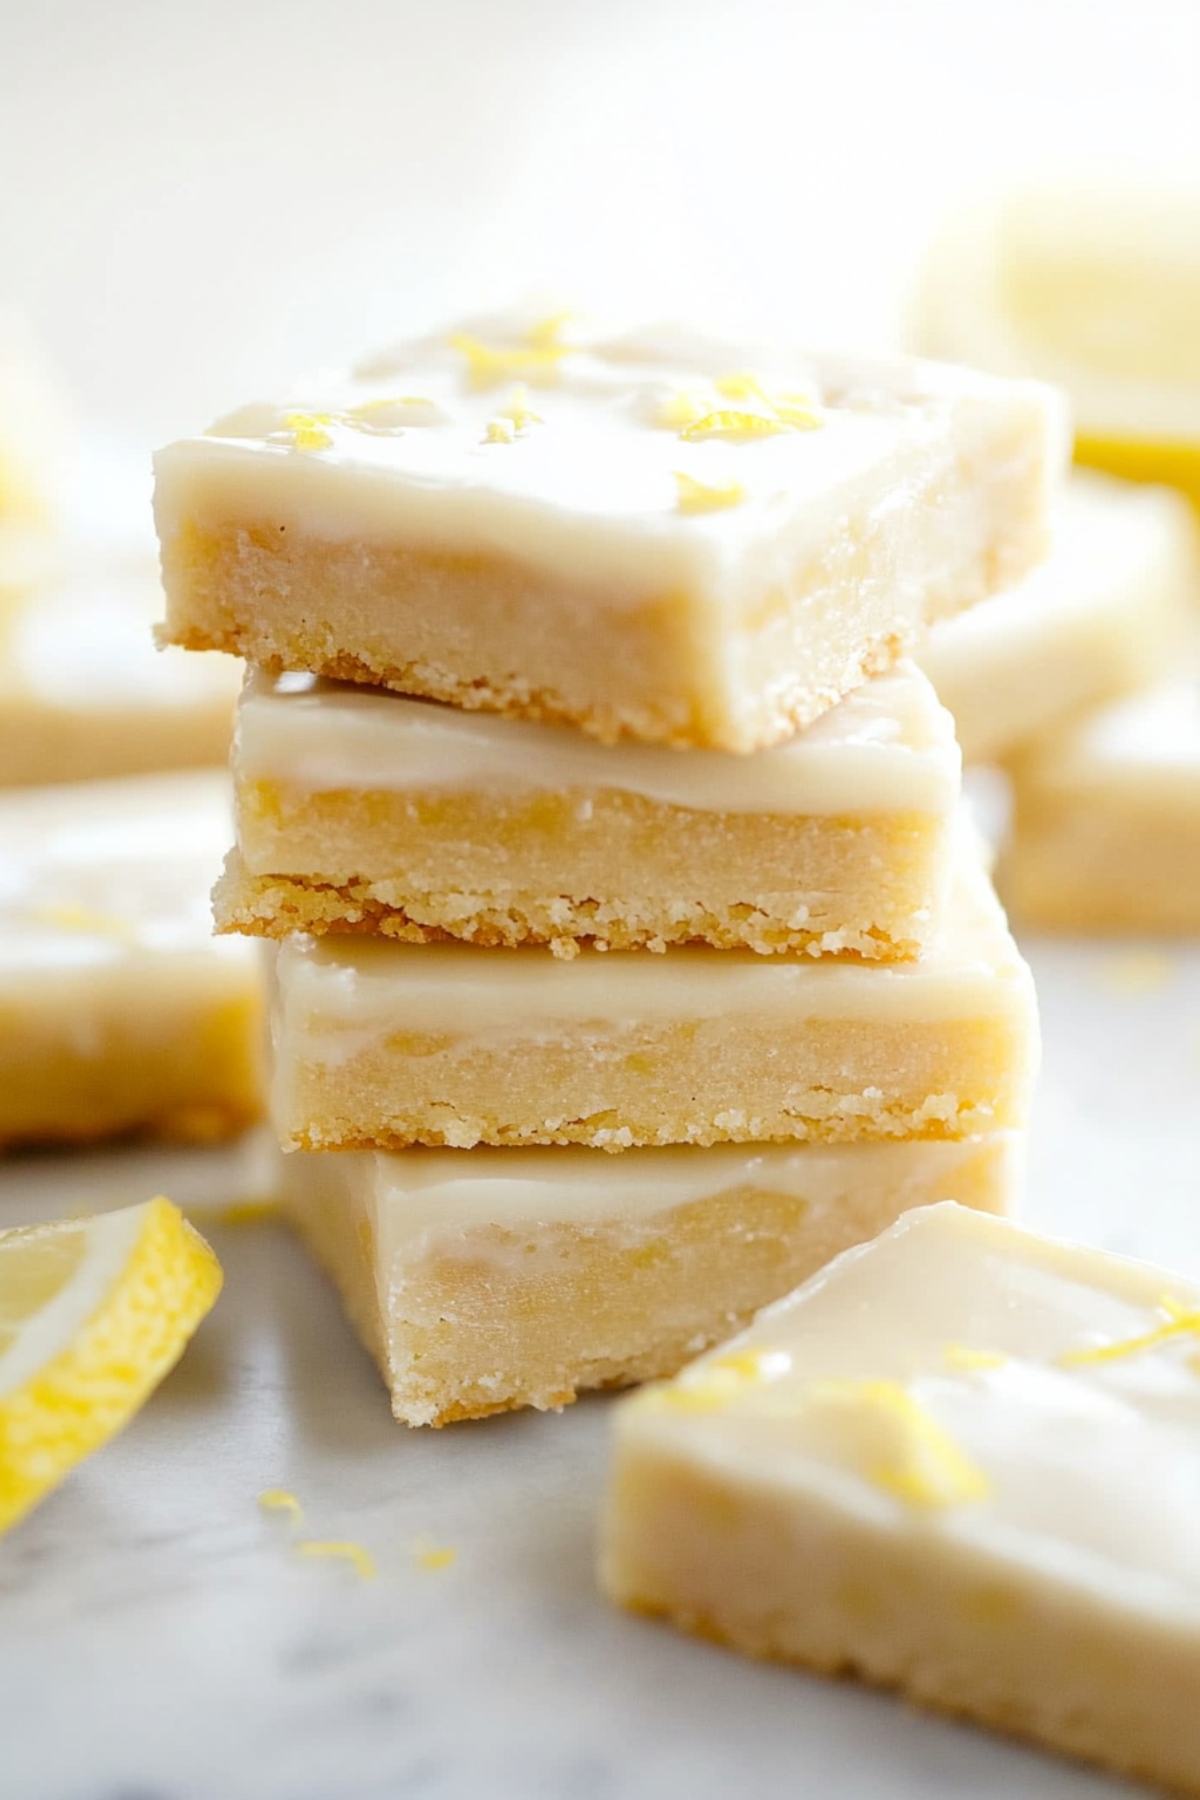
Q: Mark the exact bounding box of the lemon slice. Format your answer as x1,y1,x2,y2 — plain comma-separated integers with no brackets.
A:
0,1197,222,1535
912,184,1200,504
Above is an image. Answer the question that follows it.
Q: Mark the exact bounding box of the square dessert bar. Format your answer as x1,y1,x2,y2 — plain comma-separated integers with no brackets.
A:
268,835,1038,1152
284,1136,1019,1426
0,556,241,786
219,659,960,960
1001,676,1200,930
155,316,1065,751
0,770,265,1147
919,471,1198,764
601,1201,1200,1796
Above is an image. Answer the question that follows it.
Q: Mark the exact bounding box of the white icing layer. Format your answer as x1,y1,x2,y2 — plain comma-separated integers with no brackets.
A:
0,770,253,981
273,834,1033,1041
284,1136,1019,1238
919,473,1199,762
624,1201,1200,1612
155,312,1063,610
236,660,959,816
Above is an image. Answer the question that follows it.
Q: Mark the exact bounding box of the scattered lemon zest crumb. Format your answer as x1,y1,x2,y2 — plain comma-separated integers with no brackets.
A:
679,408,789,443
714,371,770,402
348,395,433,415
258,1488,304,1523
450,331,566,390
807,1378,991,1508
673,471,746,514
296,1539,376,1579
655,388,709,429
1059,1294,1200,1367
484,418,516,444
410,1534,457,1571
526,310,572,348
494,383,543,433
944,1343,1007,1372
283,412,335,452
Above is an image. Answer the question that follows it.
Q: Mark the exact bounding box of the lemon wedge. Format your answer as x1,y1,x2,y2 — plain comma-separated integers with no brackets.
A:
912,184,1200,504
0,1197,222,1535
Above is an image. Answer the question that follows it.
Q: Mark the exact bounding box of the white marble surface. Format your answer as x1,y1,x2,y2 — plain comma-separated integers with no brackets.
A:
1,937,1198,1800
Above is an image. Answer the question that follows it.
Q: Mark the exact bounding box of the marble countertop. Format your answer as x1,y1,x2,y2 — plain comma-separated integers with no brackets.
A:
1,936,1197,1800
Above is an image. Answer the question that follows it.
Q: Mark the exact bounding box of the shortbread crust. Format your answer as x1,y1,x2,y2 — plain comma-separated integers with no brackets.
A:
268,838,1037,1152
919,472,1198,764
284,1136,1018,1426
602,1201,1200,1797
219,661,960,958
1001,676,1200,930
0,557,241,786
155,316,1064,751
0,771,265,1147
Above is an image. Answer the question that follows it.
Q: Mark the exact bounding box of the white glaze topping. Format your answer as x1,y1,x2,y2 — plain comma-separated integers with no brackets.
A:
0,770,251,978
627,1200,1200,1609
236,660,960,816
272,834,1033,1043
286,1136,1018,1236
155,312,1063,608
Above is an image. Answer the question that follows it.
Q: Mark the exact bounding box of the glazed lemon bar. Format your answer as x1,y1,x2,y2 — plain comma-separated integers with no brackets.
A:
0,770,265,1148
602,1201,1200,1796
1001,676,1200,930
218,659,960,959
268,835,1037,1152
919,472,1198,764
0,556,241,786
285,1137,1019,1427
154,315,1064,752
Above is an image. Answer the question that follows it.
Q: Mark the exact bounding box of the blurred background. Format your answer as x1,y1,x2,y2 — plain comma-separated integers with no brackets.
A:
4,0,1199,448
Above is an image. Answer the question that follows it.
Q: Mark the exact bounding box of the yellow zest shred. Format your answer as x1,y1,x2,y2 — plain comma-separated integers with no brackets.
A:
258,1488,304,1523
657,1346,792,1411
410,1534,457,1571
283,412,335,452
1059,1293,1200,1367
526,310,572,348
673,471,746,514
296,1538,377,1579
654,388,709,429
484,418,516,444
214,1197,281,1228
450,332,567,390
943,1343,1007,1372
494,384,543,433
714,371,770,402
679,408,788,443
808,1378,991,1509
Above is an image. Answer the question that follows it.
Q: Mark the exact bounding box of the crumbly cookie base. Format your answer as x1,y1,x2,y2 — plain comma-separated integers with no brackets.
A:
158,451,1046,748
271,1013,1032,1153
602,1442,1200,1798
0,991,265,1149
285,1136,1014,1427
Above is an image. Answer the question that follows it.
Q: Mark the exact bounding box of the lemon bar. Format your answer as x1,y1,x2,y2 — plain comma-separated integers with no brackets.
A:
154,315,1064,752
0,771,265,1148
269,837,1037,1152
218,660,960,959
0,556,241,786
919,473,1199,764
0,310,71,539
285,1136,1018,1426
602,1201,1200,1796
1001,677,1200,930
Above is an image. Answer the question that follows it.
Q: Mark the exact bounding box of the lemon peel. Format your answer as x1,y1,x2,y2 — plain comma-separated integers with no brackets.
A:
673,471,746,514
1059,1294,1200,1368
283,412,335,452
296,1539,377,1579
679,409,789,443
259,1488,304,1523
0,1197,222,1537
483,418,516,445
411,1534,457,1571
450,331,567,391
806,1378,991,1509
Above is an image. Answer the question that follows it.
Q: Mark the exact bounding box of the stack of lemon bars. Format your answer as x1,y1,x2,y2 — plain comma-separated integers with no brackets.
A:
153,316,1061,1426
